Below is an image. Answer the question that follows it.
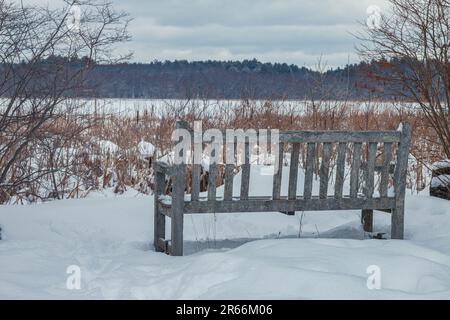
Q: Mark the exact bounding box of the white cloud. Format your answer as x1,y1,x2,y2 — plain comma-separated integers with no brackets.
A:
23,0,390,67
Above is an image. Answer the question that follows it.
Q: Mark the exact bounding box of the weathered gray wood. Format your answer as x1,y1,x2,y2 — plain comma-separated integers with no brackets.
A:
170,164,185,256
272,142,284,200
204,129,401,144
361,209,373,232
365,142,378,199
191,121,202,202
155,161,172,175
379,142,392,198
153,165,166,252
224,164,234,201
288,143,300,199
208,163,217,201
392,122,411,239
361,142,377,233
350,142,362,198
303,142,315,200
191,164,201,202
280,131,401,143
158,202,172,218
319,142,332,199
170,121,187,256
286,143,300,215
224,138,235,201
334,142,346,199
184,196,396,213
240,141,251,200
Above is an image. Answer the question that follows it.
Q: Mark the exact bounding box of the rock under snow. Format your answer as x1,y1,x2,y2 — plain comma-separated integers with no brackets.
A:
138,140,155,158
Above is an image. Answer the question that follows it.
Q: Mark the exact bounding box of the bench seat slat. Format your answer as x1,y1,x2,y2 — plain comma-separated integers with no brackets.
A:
184,196,396,213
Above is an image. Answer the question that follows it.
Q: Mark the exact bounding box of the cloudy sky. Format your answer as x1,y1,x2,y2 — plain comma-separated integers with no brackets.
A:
29,0,389,68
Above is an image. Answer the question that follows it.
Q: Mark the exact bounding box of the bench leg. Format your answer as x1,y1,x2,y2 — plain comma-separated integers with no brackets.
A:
361,209,373,232
170,164,185,256
170,208,184,256
154,171,166,252
391,205,404,239
154,204,166,252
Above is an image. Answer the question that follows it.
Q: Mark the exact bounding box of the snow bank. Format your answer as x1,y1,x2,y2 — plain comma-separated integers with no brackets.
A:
432,159,450,171
431,175,450,188
98,140,120,154
1,166,450,299
137,140,155,158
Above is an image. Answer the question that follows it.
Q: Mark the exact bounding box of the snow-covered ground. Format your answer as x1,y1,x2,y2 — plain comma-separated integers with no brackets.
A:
1,167,450,299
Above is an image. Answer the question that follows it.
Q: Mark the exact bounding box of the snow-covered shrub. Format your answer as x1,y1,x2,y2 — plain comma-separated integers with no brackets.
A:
430,160,450,200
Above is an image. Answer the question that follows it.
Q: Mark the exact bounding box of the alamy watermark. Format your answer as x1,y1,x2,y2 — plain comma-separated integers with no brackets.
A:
171,121,280,175
66,265,81,290
66,3,81,31
366,5,381,30
366,265,381,290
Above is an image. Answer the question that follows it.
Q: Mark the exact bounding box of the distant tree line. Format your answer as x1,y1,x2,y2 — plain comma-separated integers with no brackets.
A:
1,56,408,100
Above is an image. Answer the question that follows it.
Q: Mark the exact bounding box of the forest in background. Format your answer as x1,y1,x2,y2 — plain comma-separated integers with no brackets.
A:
1,56,399,100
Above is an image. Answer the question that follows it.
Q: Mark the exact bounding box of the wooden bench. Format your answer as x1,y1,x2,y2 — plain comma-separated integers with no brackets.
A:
154,121,411,256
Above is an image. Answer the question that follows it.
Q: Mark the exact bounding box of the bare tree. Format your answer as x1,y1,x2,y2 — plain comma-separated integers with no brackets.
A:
358,0,450,158
0,0,130,203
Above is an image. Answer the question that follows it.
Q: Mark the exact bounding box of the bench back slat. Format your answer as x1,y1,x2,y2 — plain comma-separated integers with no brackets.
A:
380,142,392,197
240,141,251,200
350,142,362,198
319,142,332,199
365,142,378,199
224,138,235,201
191,163,201,201
334,142,347,199
303,142,315,200
272,142,284,200
207,162,217,201
224,164,234,201
288,143,301,200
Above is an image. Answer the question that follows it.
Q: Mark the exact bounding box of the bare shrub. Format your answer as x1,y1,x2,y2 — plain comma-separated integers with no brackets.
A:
0,0,130,203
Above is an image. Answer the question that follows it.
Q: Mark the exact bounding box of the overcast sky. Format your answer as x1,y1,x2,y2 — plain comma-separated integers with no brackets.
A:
28,0,390,68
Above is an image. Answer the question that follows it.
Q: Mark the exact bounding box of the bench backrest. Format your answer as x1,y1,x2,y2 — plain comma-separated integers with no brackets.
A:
161,121,411,211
